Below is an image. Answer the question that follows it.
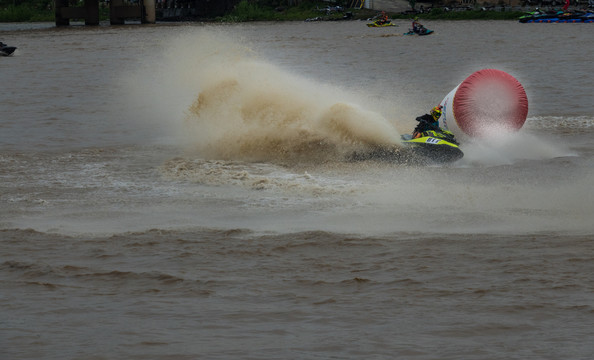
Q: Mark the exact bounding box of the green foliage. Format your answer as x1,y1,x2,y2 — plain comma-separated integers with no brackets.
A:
218,0,338,22
426,9,525,20
392,9,525,21
0,0,526,23
220,0,272,22
0,4,53,22
1,0,52,7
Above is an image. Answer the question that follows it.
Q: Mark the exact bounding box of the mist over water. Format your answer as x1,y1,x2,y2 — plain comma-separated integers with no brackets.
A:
123,29,403,163
1,21,594,360
118,27,582,168
1,24,590,236
116,27,593,236
459,131,574,165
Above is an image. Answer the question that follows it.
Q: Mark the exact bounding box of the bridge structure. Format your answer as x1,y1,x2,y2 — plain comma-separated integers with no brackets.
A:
54,0,239,26
55,0,155,26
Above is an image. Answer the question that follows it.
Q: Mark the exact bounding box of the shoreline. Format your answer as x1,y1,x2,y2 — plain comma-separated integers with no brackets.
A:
1,3,588,24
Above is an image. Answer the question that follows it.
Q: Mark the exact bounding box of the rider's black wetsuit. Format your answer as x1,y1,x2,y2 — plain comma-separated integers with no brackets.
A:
413,114,459,145
414,114,440,134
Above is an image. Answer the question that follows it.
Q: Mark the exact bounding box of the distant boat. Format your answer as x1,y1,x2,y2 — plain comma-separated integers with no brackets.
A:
1,42,17,56
519,10,594,23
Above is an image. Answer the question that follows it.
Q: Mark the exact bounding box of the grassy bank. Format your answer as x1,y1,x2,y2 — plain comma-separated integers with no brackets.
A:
0,0,111,22
1,0,525,23
399,9,525,20
0,4,53,22
218,1,355,22
393,9,525,21
219,2,524,22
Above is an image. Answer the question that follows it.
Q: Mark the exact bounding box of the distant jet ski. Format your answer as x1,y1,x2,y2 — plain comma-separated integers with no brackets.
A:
1,42,17,56
349,130,463,165
404,27,433,36
367,20,397,27
367,11,395,27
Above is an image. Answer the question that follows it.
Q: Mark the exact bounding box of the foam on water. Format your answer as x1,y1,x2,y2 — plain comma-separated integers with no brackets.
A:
526,115,594,131
159,157,360,195
458,129,576,166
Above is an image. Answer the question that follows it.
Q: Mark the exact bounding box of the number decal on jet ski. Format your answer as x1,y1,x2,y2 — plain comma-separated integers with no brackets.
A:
426,138,440,144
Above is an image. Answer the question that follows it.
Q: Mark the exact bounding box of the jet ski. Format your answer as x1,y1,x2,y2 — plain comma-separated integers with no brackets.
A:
349,130,463,165
404,27,433,36
367,11,395,27
0,42,16,56
367,20,397,27
399,130,463,163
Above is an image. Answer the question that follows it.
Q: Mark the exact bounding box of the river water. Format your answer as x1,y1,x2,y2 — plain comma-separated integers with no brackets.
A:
1,20,593,359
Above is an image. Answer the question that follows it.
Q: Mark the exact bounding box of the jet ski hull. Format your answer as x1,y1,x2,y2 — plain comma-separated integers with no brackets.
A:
399,140,463,164
349,135,463,165
0,46,16,56
404,29,433,36
367,22,396,27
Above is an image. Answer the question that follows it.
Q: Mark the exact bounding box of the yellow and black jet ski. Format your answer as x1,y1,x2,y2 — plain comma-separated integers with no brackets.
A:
399,130,463,164
349,130,463,165
367,20,397,27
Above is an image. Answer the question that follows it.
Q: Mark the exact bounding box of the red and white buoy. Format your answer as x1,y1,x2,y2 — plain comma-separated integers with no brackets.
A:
440,69,529,138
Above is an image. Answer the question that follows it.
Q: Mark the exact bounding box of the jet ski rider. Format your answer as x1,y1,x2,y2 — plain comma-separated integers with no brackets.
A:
412,105,458,144
375,11,389,25
412,17,424,33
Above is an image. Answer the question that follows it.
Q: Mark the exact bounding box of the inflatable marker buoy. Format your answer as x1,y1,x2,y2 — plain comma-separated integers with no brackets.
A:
440,69,529,138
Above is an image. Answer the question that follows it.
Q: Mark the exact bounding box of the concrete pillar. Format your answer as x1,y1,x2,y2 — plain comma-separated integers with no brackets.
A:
85,0,100,25
142,0,156,23
55,0,70,26
110,0,125,25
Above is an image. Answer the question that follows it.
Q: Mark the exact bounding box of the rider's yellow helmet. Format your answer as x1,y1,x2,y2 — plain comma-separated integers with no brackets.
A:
431,105,442,120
